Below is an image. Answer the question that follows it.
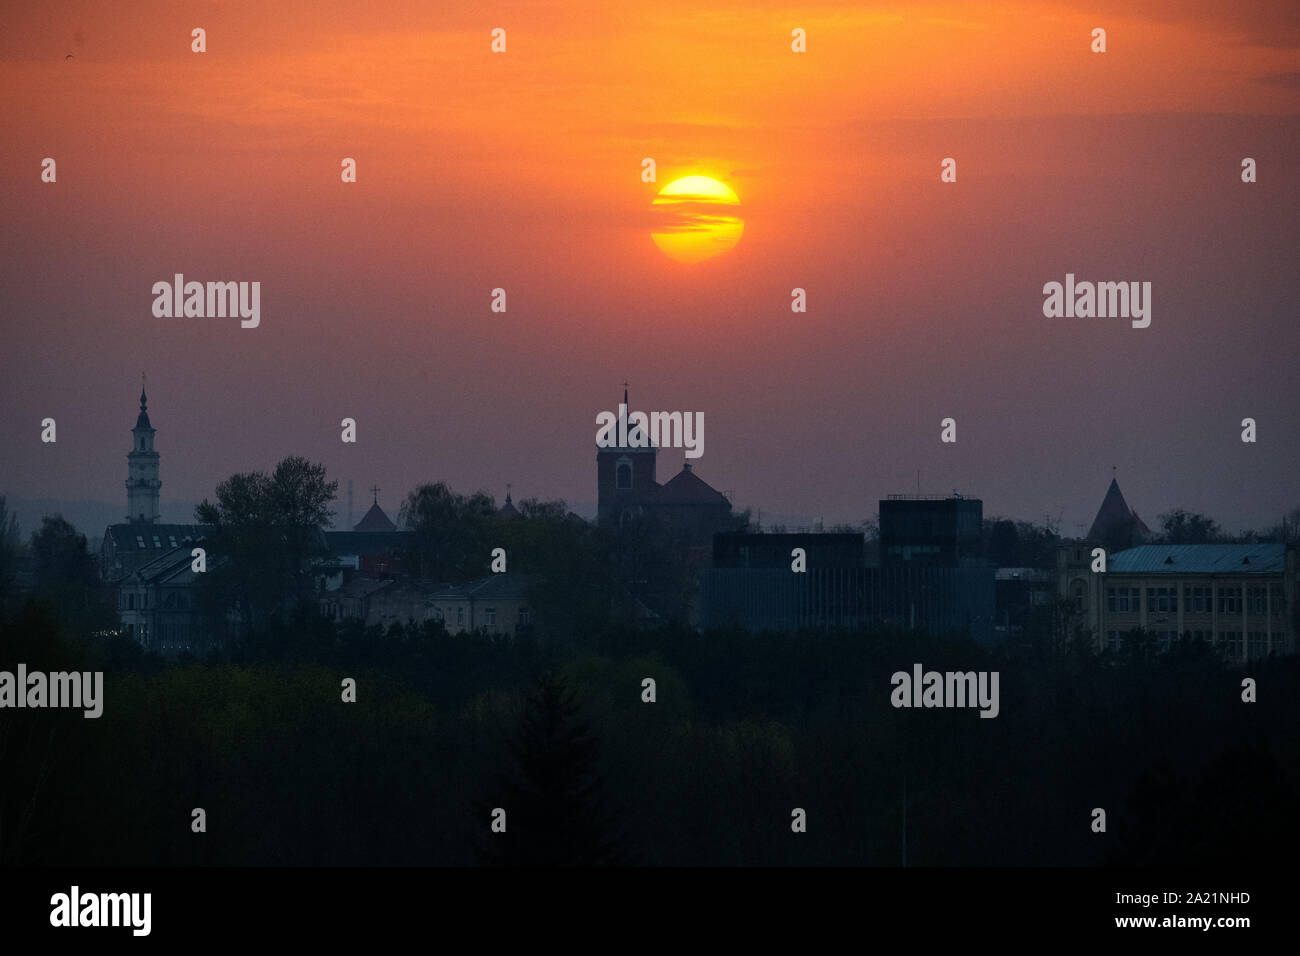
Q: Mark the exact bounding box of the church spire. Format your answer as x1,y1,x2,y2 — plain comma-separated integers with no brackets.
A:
136,373,153,430
127,381,161,523
496,483,520,520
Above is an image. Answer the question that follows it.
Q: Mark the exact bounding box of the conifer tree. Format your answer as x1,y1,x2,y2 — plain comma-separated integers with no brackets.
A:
480,671,628,866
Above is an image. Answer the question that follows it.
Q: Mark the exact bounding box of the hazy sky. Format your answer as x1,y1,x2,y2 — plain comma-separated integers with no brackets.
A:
2,1,1297,536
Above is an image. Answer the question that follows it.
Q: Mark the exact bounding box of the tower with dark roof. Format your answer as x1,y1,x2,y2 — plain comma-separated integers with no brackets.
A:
126,383,161,523
596,385,658,525
353,486,398,532
1086,473,1150,553
496,485,521,519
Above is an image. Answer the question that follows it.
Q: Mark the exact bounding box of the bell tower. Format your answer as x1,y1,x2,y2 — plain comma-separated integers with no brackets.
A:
126,380,161,523
596,384,658,525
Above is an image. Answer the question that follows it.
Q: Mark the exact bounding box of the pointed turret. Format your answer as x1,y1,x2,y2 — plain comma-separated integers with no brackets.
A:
1087,473,1149,551
136,386,152,429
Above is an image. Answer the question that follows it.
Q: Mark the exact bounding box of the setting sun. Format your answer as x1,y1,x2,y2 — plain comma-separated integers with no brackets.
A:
650,175,744,264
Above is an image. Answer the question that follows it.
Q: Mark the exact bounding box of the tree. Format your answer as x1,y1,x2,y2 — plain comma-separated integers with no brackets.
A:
986,519,1020,566
1258,507,1300,545
1015,521,1061,568
0,496,22,606
599,508,703,625
479,672,627,865
267,457,339,601
400,482,496,581
497,497,616,637
31,515,95,591
28,514,115,634
1111,743,1300,866
195,456,337,640
1157,508,1222,545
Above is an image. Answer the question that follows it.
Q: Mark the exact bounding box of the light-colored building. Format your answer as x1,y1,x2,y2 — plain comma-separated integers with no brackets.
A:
318,572,536,636
1058,542,1296,662
319,573,395,624
431,574,535,636
117,545,206,656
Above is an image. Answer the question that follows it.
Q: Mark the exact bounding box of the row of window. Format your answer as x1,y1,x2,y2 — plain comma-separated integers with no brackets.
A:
122,592,192,611
1105,629,1282,660
429,607,468,627
431,607,532,628
322,602,533,630
1106,585,1283,614
134,534,188,549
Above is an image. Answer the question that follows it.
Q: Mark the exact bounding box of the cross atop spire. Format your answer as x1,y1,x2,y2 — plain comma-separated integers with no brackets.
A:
370,484,380,505
622,380,629,406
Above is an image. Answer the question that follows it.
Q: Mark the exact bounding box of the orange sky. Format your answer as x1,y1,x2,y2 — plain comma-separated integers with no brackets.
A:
2,1,1298,532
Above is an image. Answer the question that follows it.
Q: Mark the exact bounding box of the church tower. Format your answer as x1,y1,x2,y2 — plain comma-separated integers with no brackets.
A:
597,386,658,525
126,384,161,523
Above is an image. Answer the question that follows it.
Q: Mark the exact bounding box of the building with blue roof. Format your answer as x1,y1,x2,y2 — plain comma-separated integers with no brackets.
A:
1059,541,1295,662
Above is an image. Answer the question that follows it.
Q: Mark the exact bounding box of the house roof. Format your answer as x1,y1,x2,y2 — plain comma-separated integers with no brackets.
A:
1110,544,1286,574
466,573,535,600
332,575,396,600
353,501,398,532
649,464,730,506
125,545,207,586
432,573,536,602
105,523,208,551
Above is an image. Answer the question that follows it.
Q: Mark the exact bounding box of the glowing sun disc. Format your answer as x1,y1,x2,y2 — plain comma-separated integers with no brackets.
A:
651,175,744,264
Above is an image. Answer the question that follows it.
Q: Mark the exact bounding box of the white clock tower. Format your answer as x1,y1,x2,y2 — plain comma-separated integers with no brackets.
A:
126,383,161,523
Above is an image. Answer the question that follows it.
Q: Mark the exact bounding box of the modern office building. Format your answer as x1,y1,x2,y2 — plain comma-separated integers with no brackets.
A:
879,494,983,567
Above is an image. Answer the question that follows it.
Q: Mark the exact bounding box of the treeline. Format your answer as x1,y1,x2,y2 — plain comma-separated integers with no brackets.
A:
187,460,748,643
2,596,1296,867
